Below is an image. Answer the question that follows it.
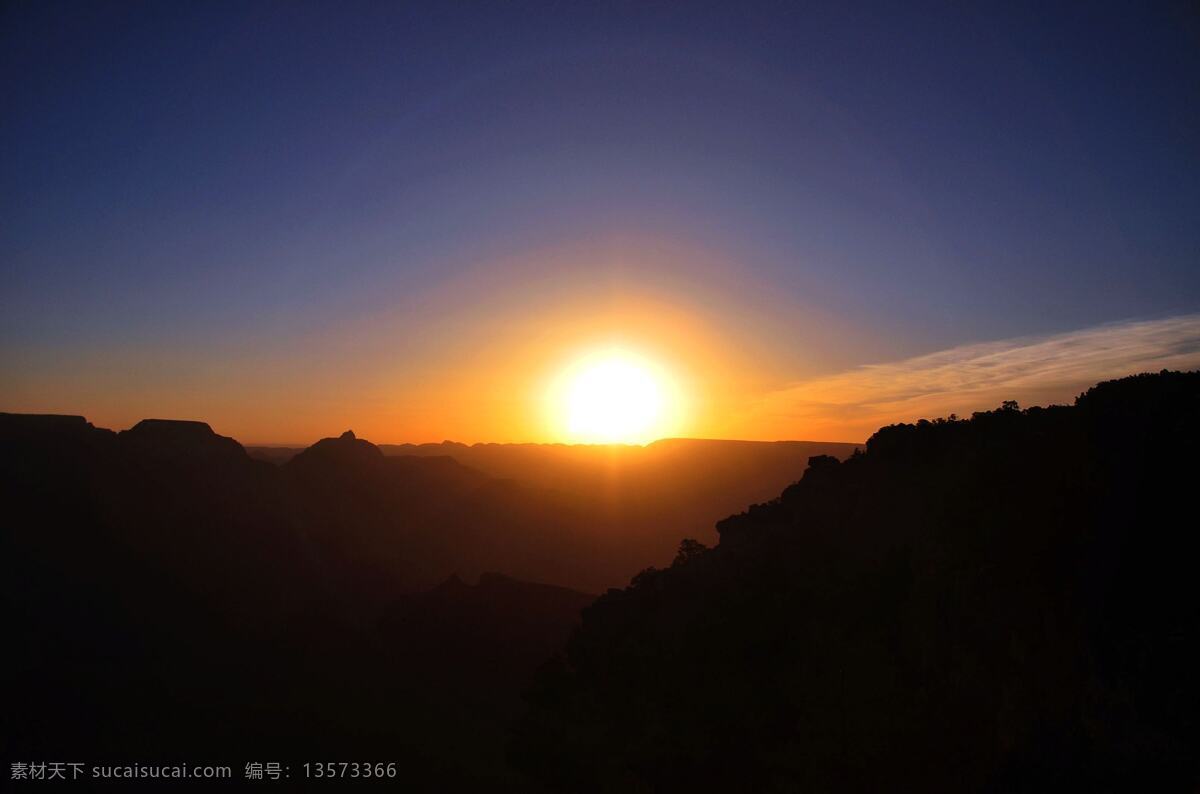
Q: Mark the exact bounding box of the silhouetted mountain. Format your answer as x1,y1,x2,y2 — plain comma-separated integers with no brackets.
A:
0,413,597,785
0,426,591,786
513,371,1200,792
288,427,382,469
250,437,862,588
120,418,250,464
3,412,852,785
8,372,1193,788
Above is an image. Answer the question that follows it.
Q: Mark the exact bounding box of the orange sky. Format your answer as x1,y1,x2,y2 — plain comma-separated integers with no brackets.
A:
2,240,816,444
4,4,1199,450
3,239,1198,445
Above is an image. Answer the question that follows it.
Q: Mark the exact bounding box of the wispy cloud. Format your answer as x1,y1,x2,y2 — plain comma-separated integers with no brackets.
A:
747,315,1200,441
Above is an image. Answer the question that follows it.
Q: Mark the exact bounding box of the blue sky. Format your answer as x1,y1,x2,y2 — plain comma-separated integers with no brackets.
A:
2,1,1198,441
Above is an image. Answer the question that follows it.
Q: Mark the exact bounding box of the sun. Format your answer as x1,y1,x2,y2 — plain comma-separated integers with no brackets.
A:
549,350,680,444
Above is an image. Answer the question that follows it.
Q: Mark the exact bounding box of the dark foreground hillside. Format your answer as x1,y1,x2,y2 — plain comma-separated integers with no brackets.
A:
3,372,1195,789
0,415,840,786
0,418,594,787
514,371,1200,792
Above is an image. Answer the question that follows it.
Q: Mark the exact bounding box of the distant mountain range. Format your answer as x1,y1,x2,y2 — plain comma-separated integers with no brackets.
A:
0,414,595,782
5,372,1194,788
0,412,851,783
249,436,860,591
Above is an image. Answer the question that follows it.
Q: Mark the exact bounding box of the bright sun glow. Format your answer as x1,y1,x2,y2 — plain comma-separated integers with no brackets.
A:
550,350,681,444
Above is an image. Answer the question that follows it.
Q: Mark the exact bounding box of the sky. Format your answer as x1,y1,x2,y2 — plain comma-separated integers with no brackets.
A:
2,1,1199,443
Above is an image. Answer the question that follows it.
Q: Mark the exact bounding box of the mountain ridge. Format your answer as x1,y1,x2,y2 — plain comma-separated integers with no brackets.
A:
513,370,1200,791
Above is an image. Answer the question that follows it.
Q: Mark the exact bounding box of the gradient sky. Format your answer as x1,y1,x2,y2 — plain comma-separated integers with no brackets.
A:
3,2,1199,443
